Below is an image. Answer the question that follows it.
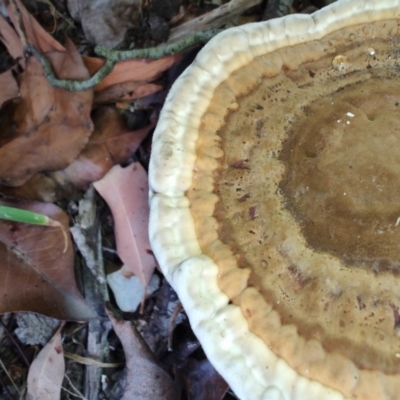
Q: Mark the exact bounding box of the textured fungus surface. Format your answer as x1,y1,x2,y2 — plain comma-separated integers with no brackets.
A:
149,1,400,399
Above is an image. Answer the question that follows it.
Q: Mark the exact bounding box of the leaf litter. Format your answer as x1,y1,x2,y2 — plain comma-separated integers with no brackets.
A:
0,197,95,320
0,0,247,398
0,38,93,187
0,106,154,202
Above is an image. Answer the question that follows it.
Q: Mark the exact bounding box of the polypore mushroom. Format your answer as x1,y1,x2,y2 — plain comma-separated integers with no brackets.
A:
149,1,400,399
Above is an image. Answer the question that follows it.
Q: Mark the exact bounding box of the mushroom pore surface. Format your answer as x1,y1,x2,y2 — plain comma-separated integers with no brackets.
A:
188,18,400,400
280,78,400,272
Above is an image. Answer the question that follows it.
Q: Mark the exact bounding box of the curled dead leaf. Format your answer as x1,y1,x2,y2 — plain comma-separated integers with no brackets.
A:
0,39,93,187
0,107,153,202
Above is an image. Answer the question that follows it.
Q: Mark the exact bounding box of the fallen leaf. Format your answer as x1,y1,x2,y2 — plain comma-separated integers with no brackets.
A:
0,69,18,107
106,306,179,400
26,324,65,400
0,198,95,320
95,81,163,104
93,162,155,288
0,107,153,202
67,0,141,48
0,13,24,63
0,38,93,187
181,359,229,400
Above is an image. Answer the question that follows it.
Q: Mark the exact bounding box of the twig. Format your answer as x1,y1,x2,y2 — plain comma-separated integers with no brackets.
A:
0,318,30,368
0,356,20,395
169,0,263,42
26,28,220,91
63,373,88,400
26,44,116,91
36,0,75,30
95,29,221,61
64,352,123,368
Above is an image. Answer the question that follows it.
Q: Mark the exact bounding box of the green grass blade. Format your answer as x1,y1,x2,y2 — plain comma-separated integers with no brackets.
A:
0,205,49,225
0,205,68,252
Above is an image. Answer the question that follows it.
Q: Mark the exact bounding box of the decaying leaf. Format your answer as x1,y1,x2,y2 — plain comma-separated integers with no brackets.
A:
0,0,180,95
94,81,163,104
94,162,155,288
0,13,24,62
0,107,153,202
0,38,93,187
67,0,141,48
0,198,95,320
106,306,179,400
26,324,65,400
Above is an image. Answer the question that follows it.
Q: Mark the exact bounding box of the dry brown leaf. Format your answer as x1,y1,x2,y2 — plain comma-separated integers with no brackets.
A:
0,107,153,202
0,38,93,187
26,324,65,400
94,162,155,288
0,198,95,320
106,306,179,400
67,0,141,48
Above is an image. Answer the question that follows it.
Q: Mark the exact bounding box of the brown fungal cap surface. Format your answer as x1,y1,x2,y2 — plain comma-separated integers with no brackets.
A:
149,1,400,399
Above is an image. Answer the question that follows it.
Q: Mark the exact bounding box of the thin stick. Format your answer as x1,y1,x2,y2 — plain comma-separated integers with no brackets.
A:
26,44,116,91
95,29,221,61
0,319,30,368
62,374,88,400
27,28,220,91
169,0,262,42
64,351,123,368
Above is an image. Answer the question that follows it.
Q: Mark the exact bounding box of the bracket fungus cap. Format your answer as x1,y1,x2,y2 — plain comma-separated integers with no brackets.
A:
149,1,400,399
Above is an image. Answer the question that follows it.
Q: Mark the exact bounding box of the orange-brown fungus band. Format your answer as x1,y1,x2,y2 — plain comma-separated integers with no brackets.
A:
188,20,400,398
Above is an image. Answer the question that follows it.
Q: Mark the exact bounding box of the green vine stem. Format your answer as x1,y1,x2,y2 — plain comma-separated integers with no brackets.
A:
26,29,222,91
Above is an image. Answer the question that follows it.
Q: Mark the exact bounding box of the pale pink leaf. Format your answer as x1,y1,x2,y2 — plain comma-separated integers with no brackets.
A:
27,325,65,400
93,162,155,288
